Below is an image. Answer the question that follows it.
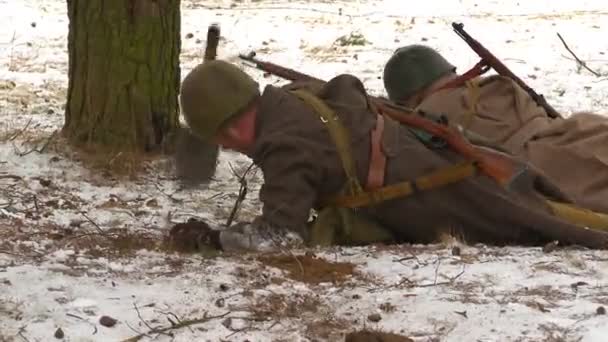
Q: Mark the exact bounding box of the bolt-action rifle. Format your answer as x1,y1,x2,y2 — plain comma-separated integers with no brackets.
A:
239,52,522,187
452,22,561,119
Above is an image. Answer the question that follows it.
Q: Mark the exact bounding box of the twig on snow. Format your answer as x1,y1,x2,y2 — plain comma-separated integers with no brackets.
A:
120,311,231,342
0,174,23,181
12,130,57,157
8,118,33,141
557,32,601,77
433,257,442,285
224,323,255,339
32,195,39,213
17,328,30,342
153,181,183,204
225,162,255,227
418,264,467,288
124,321,146,339
80,212,108,235
66,313,98,335
277,247,306,277
66,313,85,320
36,130,57,154
394,256,416,263
367,276,415,293
132,302,174,339
0,247,45,259
133,303,156,332
392,249,428,267
155,309,193,333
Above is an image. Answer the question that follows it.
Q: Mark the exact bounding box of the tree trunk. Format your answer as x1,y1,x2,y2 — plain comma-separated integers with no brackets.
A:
64,0,180,152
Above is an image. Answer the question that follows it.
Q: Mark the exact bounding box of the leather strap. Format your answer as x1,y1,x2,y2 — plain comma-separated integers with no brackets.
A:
546,200,608,232
323,162,477,208
291,89,364,196
366,114,386,191
434,60,490,93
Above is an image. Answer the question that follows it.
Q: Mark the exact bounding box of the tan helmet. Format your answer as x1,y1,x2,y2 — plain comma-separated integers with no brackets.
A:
180,60,260,141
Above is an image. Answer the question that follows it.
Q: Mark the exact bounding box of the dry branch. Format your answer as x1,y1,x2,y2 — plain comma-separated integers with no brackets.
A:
8,118,33,141
225,162,255,227
120,311,231,342
557,32,601,77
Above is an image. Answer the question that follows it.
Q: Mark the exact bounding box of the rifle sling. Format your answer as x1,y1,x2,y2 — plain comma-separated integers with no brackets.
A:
435,60,489,93
546,200,608,232
323,161,477,209
290,89,364,197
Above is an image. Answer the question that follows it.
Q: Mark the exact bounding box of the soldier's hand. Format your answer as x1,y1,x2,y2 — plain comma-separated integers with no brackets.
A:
219,219,304,252
168,219,222,254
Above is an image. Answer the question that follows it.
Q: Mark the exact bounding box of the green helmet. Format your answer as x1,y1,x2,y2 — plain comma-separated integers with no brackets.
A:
180,60,260,141
383,45,456,103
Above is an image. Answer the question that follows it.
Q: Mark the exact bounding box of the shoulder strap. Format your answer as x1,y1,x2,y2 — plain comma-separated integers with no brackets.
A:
290,89,364,197
545,200,608,232
434,61,489,92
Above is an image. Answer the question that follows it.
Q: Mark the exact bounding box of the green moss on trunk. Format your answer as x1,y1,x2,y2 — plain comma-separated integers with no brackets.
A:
64,0,181,152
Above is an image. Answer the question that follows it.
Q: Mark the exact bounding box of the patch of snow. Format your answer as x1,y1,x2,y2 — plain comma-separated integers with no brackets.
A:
1,0,608,341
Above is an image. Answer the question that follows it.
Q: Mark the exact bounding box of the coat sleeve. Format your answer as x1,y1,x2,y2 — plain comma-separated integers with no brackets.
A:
255,139,325,235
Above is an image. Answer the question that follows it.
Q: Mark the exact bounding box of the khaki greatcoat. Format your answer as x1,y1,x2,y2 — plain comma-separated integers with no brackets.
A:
416,75,608,213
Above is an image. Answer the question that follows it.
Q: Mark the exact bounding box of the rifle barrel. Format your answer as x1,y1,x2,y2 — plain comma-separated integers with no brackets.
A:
238,53,324,83
452,22,561,119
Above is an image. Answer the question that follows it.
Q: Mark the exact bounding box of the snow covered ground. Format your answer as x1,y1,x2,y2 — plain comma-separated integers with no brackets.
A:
1,0,608,341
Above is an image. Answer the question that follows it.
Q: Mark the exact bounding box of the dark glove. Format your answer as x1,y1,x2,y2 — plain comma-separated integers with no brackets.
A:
168,219,222,254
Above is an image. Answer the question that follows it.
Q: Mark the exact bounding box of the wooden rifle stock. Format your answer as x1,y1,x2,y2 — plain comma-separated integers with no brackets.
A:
238,53,523,186
373,102,522,186
204,24,221,62
452,22,561,119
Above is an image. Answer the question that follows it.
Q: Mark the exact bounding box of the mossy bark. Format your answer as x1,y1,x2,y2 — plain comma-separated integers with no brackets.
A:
64,0,181,152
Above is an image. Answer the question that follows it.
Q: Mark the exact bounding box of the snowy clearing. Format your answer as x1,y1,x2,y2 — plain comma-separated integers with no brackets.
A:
1,0,608,341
